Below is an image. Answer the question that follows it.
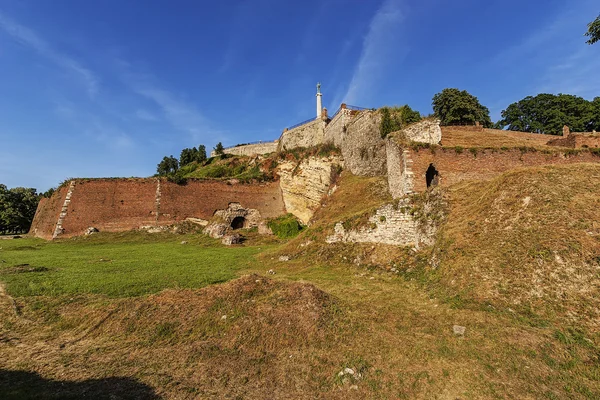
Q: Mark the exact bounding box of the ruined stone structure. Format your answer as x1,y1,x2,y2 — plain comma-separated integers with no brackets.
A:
30,83,600,247
546,132,600,149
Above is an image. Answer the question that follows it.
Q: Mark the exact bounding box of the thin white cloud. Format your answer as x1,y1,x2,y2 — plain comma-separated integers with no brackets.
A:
0,11,99,97
134,86,213,140
491,0,600,102
135,109,160,122
342,0,406,105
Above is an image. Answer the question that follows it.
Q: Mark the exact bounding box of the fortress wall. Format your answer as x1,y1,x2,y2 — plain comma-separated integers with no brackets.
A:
323,109,356,147
340,110,387,176
405,148,600,192
60,179,158,237
216,141,279,157
398,118,442,145
29,185,69,240
158,180,285,222
30,178,287,239
278,119,326,151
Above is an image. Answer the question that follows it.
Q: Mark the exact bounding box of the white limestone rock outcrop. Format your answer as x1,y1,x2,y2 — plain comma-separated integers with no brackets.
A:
278,156,343,224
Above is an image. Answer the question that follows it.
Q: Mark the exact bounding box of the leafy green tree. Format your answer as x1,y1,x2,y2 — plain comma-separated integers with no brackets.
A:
156,155,179,176
380,105,422,138
497,93,599,134
0,185,40,234
179,148,194,166
214,142,225,156
586,15,600,45
432,88,492,127
41,187,56,198
196,145,207,163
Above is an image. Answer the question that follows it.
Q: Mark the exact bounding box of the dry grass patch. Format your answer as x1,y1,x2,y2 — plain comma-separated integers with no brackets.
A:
440,127,561,150
437,163,600,330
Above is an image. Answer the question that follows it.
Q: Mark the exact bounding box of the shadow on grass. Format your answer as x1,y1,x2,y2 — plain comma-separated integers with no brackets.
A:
0,370,161,399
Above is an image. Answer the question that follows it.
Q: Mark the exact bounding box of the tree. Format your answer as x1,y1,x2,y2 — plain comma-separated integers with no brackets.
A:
196,145,207,164
156,155,179,176
497,93,599,134
432,88,492,127
179,148,192,166
380,105,422,138
586,15,600,45
214,142,225,156
0,185,40,234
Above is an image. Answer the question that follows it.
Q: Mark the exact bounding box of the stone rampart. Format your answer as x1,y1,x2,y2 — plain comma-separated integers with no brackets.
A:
338,110,386,176
278,119,326,151
323,108,357,147
214,141,279,157
395,118,442,145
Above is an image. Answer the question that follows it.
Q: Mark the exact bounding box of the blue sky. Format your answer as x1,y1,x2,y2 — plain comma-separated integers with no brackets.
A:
1,0,598,191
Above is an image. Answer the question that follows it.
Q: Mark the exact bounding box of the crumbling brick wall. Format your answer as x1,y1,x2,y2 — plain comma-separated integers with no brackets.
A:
30,178,286,239
29,185,69,240
158,180,285,223
405,148,600,192
59,179,158,237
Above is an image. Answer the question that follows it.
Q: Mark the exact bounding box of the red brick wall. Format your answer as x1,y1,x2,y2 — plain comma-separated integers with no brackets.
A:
30,178,286,239
60,179,158,237
29,185,69,240
158,180,285,223
408,148,600,192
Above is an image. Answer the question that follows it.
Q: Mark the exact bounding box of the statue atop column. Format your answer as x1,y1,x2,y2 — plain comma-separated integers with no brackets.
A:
317,82,321,94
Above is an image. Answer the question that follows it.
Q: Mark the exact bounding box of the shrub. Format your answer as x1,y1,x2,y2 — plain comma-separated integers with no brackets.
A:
268,214,304,239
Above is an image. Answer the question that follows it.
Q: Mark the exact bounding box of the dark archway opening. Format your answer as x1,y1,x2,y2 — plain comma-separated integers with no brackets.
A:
231,216,246,230
426,164,439,188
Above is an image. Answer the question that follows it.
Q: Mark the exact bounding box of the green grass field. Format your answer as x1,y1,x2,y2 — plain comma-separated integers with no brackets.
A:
0,232,267,297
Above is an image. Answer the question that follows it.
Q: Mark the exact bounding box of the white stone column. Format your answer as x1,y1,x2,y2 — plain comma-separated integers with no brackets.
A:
316,82,322,119
316,92,322,119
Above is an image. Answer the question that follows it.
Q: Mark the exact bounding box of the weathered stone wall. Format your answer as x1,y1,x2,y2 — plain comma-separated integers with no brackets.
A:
29,185,69,240
31,178,286,239
278,119,326,151
326,201,418,246
213,141,279,157
326,192,443,249
323,108,357,147
395,118,442,145
338,110,387,176
403,147,600,192
277,155,343,224
386,139,414,199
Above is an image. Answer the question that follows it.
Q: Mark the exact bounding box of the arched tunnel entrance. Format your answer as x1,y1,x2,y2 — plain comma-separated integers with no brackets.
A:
426,163,439,188
230,216,246,230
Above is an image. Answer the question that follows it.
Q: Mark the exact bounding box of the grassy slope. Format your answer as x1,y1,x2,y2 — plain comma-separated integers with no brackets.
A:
1,167,600,399
437,163,600,330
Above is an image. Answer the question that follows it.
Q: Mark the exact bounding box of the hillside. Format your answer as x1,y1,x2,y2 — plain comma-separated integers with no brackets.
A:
437,163,600,329
2,163,600,398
